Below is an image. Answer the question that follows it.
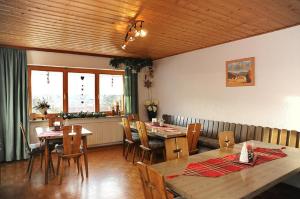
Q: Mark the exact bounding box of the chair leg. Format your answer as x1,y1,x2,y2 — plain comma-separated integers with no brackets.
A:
57,156,61,175
49,155,55,174
77,157,80,174
79,158,84,181
132,145,136,164
59,159,65,185
141,150,145,162
150,152,154,165
29,156,34,179
122,141,125,156
40,153,43,169
125,143,130,160
26,156,32,174
68,159,71,166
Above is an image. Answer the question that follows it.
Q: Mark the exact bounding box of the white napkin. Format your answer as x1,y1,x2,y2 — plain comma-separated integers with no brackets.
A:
239,142,249,163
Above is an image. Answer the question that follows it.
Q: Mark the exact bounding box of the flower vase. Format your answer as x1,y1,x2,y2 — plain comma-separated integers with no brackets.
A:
147,110,157,121
39,108,48,115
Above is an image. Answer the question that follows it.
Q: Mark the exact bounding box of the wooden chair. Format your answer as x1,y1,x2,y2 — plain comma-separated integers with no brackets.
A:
218,131,235,149
56,125,84,184
137,161,177,199
165,137,189,161
19,122,55,179
186,123,201,155
127,114,139,122
136,121,164,164
122,117,140,163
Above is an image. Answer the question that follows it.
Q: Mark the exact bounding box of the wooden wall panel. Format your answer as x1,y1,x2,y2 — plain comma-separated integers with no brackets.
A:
0,0,299,59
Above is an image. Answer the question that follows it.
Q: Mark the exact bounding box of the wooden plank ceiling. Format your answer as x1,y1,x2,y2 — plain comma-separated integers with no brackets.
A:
0,0,300,59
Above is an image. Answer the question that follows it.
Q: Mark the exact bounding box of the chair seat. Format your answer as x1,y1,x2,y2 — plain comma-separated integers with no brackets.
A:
198,136,219,149
130,128,139,133
55,144,83,154
149,139,164,149
132,132,140,142
198,146,214,153
29,142,44,153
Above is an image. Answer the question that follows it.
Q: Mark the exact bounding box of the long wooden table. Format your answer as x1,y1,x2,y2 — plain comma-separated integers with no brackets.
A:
131,122,187,139
151,140,300,199
36,127,92,184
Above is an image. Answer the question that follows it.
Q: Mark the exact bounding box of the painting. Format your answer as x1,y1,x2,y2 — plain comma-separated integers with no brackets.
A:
226,57,255,87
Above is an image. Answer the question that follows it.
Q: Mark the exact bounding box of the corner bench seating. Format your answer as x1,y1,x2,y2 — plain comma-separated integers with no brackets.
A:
162,114,300,152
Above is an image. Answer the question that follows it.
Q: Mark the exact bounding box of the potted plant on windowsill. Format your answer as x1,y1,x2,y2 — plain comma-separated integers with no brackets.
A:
144,99,158,121
34,98,50,115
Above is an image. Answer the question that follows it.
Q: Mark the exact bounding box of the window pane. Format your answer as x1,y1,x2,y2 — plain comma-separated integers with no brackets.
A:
100,74,124,111
31,70,63,113
68,73,95,112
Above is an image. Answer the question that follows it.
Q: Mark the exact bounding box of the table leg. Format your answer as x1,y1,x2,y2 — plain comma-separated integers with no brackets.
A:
82,136,89,178
44,139,49,184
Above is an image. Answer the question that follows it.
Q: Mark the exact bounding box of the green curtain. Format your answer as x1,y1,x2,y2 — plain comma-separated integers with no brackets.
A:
0,47,28,162
124,67,138,115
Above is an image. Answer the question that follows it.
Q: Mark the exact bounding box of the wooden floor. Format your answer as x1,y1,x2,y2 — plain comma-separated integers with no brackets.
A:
0,145,299,199
0,145,144,199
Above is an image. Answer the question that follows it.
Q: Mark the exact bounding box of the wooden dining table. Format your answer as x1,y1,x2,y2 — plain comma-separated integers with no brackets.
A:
131,122,187,139
35,127,92,184
151,140,300,199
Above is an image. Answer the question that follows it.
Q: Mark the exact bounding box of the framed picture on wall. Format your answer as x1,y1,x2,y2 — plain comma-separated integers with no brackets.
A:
226,57,255,87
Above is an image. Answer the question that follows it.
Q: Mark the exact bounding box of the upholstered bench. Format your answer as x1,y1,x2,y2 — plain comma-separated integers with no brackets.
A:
162,114,300,152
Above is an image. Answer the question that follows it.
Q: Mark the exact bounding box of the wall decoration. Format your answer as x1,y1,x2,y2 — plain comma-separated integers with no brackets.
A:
46,72,50,84
226,57,255,87
109,57,153,72
80,75,85,105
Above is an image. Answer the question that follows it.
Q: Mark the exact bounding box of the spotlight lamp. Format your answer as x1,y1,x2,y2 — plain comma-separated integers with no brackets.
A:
121,20,147,50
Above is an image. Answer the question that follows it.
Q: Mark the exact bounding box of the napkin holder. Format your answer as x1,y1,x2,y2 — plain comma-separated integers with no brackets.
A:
233,142,257,166
53,121,63,131
152,118,159,126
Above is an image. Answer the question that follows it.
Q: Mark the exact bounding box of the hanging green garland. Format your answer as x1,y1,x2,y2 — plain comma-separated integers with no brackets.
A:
109,57,153,72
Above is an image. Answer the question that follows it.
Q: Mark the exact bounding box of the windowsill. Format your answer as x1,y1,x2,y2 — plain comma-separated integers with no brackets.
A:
29,115,124,123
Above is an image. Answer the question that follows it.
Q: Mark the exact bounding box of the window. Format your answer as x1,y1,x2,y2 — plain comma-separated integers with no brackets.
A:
68,73,95,112
29,66,124,115
31,70,63,113
100,74,124,111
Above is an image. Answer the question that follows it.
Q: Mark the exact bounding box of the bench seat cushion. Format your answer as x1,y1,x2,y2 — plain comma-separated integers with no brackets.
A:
199,136,219,149
198,146,213,153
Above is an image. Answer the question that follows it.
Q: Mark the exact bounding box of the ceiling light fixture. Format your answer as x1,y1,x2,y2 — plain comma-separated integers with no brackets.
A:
121,20,147,50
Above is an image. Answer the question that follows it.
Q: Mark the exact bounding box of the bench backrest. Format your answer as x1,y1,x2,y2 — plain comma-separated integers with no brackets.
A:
162,114,300,148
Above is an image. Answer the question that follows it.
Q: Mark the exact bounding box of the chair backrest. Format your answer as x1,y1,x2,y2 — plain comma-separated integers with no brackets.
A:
136,121,149,148
62,125,82,155
48,116,64,127
218,131,235,148
122,118,133,141
186,123,201,154
165,137,189,161
127,114,139,122
19,122,31,152
137,161,169,199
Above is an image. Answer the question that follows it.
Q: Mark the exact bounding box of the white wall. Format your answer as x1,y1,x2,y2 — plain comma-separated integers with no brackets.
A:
144,25,300,131
27,50,111,69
